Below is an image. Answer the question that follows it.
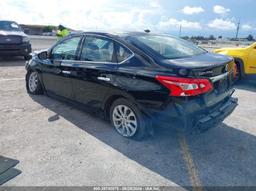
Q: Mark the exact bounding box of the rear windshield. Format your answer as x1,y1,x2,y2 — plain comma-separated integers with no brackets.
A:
131,34,206,59
0,21,21,32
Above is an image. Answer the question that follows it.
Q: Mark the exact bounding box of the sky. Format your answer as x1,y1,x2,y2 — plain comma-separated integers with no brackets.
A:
0,0,255,37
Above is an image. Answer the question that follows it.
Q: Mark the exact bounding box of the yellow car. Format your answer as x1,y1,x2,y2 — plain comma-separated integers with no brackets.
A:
214,42,256,79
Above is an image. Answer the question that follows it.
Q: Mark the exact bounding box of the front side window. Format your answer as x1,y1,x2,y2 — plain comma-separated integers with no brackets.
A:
80,36,114,62
132,35,206,59
116,44,133,63
51,37,81,60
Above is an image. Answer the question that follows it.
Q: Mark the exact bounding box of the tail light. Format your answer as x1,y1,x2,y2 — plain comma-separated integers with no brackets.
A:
156,75,213,97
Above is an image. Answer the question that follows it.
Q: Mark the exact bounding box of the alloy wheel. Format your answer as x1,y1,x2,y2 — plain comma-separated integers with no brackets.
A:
112,105,138,137
28,72,39,92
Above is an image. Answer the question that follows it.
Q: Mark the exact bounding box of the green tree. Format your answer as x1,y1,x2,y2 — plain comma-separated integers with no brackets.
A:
43,25,56,33
181,36,189,40
209,35,216,40
247,34,254,41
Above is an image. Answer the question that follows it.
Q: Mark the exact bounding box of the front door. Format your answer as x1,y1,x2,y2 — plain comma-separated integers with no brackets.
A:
41,36,82,99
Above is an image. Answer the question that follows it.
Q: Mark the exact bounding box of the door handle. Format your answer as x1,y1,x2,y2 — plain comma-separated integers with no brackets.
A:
97,76,110,82
62,70,71,74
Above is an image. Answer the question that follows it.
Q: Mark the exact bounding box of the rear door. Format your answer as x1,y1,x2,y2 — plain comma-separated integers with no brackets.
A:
70,35,117,108
41,35,82,99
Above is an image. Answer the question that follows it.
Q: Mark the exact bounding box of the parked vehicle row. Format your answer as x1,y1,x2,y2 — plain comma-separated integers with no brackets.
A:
25,32,238,139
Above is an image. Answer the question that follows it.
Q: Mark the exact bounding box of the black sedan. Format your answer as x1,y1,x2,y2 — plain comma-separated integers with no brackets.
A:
25,32,238,140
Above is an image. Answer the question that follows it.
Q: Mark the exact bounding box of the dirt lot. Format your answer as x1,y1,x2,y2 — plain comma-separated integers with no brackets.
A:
0,38,256,189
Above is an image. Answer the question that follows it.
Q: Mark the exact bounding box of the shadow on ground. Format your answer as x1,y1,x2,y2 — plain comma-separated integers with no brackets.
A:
235,77,256,93
0,57,26,67
30,94,256,187
186,124,256,186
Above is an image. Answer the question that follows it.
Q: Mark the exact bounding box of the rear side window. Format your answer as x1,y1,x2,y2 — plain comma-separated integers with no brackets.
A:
51,37,81,60
116,44,133,63
132,35,206,59
80,36,114,62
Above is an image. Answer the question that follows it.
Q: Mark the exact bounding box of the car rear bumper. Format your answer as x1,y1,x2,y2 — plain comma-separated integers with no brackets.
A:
192,96,237,132
144,89,238,133
0,43,32,56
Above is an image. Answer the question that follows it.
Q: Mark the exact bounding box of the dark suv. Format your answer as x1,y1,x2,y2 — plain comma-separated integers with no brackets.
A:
0,20,31,60
25,32,238,140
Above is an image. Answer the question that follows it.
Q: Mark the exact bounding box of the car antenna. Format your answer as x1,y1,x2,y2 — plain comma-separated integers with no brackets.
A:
144,29,150,33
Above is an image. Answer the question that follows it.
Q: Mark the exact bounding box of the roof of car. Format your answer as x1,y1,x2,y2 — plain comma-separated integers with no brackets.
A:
71,31,151,39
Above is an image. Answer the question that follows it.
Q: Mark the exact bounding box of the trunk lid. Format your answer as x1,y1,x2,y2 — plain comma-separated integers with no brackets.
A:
163,52,233,76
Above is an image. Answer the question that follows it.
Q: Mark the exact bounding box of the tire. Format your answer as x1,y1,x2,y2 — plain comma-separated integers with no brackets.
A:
109,98,148,140
26,71,43,95
234,62,242,81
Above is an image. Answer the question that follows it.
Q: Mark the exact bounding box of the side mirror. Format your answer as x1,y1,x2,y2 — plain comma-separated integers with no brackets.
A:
38,51,48,60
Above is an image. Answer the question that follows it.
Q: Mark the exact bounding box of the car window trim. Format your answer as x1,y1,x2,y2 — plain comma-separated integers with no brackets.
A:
61,60,117,68
78,34,135,65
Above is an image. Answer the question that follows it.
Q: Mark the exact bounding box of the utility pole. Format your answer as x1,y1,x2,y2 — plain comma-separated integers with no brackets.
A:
235,20,240,40
179,25,182,37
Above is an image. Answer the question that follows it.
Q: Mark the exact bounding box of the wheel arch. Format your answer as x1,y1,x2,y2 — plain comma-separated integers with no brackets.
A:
103,95,126,119
102,91,149,119
234,57,246,78
26,68,45,92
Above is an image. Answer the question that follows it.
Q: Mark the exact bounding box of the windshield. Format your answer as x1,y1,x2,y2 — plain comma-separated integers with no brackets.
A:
132,34,207,59
0,21,22,32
